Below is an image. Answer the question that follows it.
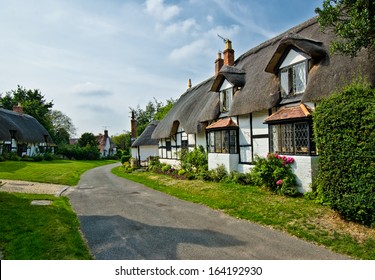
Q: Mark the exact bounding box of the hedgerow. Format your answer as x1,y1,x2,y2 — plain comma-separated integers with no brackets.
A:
313,80,375,227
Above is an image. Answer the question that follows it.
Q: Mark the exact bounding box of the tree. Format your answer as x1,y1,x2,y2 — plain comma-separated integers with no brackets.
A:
315,0,375,57
130,98,176,136
78,132,98,148
112,132,132,155
49,110,77,145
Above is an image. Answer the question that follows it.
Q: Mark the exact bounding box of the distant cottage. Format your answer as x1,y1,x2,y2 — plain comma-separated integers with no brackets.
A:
131,121,159,165
0,105,54,157
151,17,375,192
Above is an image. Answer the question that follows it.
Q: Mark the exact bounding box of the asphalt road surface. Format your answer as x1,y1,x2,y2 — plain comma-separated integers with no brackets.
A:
68,163,349,260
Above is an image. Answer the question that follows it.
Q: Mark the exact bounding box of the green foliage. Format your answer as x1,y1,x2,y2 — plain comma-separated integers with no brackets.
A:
315,0,375,56
313,80,375,226
78,132,98,148
204,164,228,182
251,153,299,197
161,164,172,173
57,145,100,160
121,154,131,164
121,162,133,173
179,145,208,176
112,132,132,155
130,98,176,136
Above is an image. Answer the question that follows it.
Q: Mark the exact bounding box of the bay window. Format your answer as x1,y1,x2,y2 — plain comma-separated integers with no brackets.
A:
270,122,316,155
207,129,238,154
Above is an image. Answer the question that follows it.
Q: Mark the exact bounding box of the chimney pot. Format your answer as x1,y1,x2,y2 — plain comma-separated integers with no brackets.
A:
215,51,224,76
13,103,23,114
223,39,234,66
188,78,192,89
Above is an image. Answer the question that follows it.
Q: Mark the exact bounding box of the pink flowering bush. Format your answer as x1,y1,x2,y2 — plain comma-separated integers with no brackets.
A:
252,153,298,196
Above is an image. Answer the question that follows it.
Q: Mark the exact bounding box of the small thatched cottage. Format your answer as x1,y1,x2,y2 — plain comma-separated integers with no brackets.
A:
0,106,54,157
151,17,375,192
131,121,159,165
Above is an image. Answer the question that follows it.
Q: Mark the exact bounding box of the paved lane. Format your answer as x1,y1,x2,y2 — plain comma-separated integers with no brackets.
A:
68,163,349,260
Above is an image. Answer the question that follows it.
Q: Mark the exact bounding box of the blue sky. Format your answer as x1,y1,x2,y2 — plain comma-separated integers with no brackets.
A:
0,0,322,136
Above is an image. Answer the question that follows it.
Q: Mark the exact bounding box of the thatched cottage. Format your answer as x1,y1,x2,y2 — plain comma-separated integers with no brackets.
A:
0,106,54,157
151,17,375,192
131,121,159,165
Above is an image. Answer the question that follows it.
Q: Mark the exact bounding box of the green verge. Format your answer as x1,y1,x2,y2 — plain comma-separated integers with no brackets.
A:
0,160,118,186
0,192,92,260
112,167,375,260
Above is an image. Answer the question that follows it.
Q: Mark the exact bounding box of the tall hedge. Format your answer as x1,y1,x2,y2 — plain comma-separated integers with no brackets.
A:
313,80,375,226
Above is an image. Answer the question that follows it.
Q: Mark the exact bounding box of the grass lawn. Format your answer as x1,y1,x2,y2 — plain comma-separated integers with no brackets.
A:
0,159,117,186
0,159,117,259
0,192,92,259
112,167,375,260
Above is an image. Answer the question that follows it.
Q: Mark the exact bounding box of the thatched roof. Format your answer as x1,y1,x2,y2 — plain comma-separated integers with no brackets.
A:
152,78,219,139
152,17,375,139
0,108,53,144
132,121,160,147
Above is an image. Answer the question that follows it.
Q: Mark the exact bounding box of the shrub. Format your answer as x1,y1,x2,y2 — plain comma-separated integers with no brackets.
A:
57,145,100,160
205,164,228,182
161,164,172,173
178,169,187,176
121,162,133,173
121,155,131,164
43,153,55,161
313,80,375,226
31,154,44,162
251,153,298,196
179,145,208,174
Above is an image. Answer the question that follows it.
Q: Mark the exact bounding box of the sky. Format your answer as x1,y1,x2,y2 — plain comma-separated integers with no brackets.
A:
0,0,322,137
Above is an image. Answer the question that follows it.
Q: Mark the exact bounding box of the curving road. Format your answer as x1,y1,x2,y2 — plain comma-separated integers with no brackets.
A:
67,163,349,260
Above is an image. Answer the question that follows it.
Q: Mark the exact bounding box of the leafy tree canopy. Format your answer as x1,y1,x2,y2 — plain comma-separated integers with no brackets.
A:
78,132,98,148
315,0,375,56
130,97,176,136
112,132,132,155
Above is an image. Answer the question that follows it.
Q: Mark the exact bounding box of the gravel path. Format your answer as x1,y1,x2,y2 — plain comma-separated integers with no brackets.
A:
0,179,70,196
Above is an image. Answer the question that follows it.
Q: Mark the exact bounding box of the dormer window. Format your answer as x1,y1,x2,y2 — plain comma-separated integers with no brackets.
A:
219,80,234,113
279,49,309,98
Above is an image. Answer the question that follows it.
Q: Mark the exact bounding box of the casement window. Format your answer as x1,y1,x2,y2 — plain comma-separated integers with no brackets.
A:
166,140,171,152
279,49,309,98
207,129,238,154
269,122,316,155
220,88,233,112
219,80,234,113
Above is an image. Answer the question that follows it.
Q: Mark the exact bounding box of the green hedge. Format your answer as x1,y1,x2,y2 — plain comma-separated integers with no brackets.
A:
313,80,375,226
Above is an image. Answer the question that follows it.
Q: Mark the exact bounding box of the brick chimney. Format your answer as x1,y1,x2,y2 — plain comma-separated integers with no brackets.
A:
104,129,109,139
13,103,23,114
131,110,136,142
223,39,234,66
215,52,224,76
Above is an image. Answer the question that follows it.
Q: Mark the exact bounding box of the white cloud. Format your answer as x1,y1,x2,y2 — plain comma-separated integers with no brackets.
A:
157,18,198,38
206,15,214,24
168,39,209,63
144,0,181,22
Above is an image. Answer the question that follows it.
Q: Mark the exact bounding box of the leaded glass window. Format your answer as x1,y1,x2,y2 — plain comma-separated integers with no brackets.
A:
270,122,316,155
207,129,238,154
